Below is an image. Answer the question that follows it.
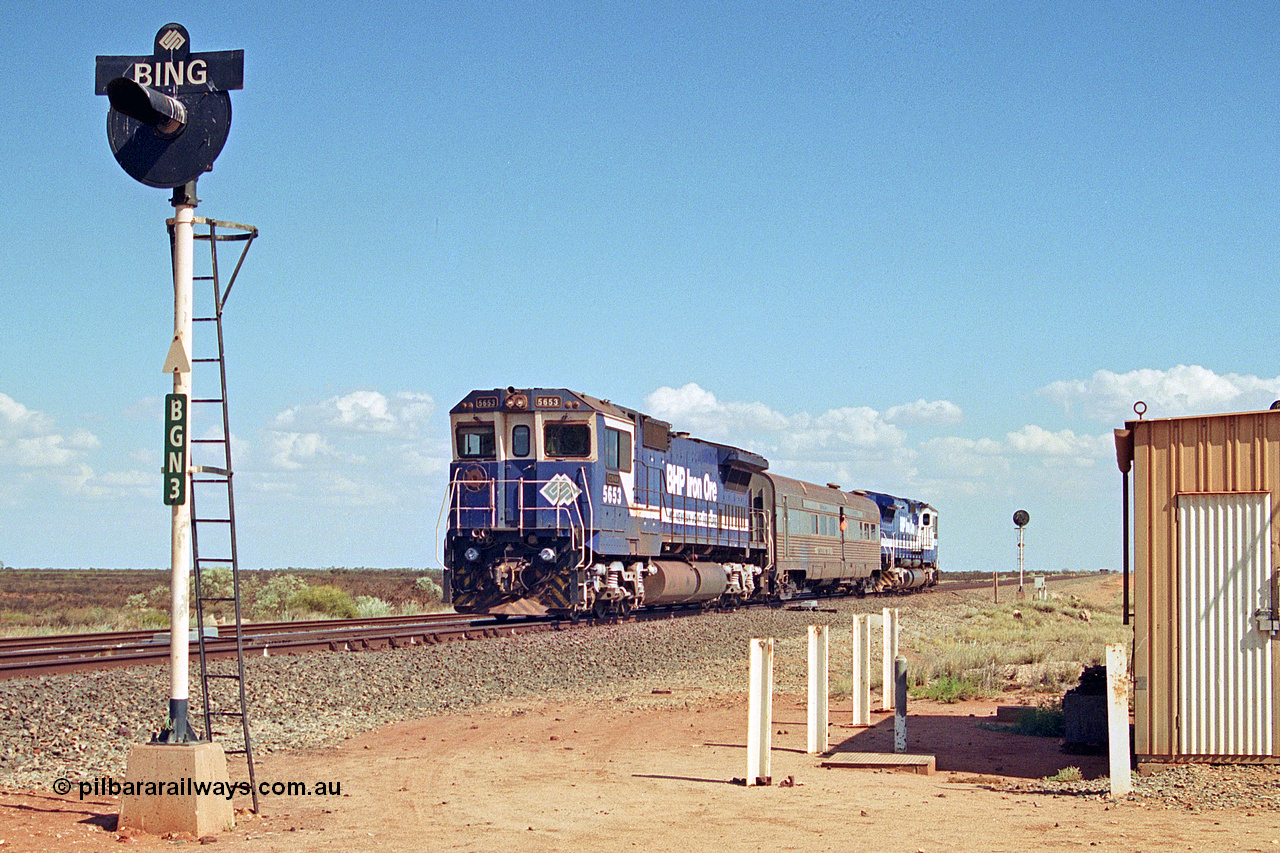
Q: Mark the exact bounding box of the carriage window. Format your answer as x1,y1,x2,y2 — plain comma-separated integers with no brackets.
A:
544,422,591,457
456,424,496,459
604,427,632,472
511,425,530,458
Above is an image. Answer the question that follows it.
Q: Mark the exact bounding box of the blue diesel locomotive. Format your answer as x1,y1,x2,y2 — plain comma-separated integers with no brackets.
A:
442,387,937,618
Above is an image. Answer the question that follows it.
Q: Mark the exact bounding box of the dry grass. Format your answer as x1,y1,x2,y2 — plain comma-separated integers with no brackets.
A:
906,581,1128,697
0,567,447,638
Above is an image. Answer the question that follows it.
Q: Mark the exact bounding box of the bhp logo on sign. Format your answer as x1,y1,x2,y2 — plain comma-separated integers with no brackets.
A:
158,29,187,51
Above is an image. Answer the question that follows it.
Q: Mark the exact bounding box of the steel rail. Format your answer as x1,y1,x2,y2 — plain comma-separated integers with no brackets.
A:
0,612,520,681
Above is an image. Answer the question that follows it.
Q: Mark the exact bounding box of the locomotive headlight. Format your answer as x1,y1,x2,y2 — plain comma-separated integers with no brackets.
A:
463,547,481,563
539,547,556,562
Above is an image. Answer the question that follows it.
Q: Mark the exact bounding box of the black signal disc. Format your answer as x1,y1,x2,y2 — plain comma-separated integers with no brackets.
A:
107,90,231,189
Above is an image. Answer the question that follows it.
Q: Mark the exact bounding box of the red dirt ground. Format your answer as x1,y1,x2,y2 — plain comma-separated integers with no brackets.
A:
3,691,1278,852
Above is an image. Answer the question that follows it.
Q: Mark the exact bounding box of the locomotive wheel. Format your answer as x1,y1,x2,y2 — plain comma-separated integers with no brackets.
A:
593,599,610,621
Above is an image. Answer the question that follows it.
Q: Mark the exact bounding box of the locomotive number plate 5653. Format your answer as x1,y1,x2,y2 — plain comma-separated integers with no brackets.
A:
535,396,562,408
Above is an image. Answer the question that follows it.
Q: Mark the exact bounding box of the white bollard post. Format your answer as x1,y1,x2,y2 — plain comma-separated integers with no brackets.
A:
851,614,871,726
1107,643,1132,797
747,638,774,786
882,607,899,711
808,625,829,754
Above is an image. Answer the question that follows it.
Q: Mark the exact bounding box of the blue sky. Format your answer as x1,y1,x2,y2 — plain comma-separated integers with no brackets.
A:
2,2,1278,573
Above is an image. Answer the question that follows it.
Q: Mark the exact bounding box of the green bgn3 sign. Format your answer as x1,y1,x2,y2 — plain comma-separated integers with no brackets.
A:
164,393,188,505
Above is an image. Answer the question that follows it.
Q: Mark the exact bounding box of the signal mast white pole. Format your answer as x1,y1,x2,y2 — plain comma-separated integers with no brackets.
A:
1018,526,1025,595
167,184,196,740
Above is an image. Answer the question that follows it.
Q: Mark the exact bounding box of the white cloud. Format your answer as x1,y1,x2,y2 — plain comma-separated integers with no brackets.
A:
70,466,153,499
1040,365,1280,421
0,392,100,469
274,390,435,437
795,407,906,451
643,383,933,494
259,389,448,514
884,398,963,426
644,383,784,439
323,473,393,507
644,383,910,453
0,393,47,431
266,431,339,470
919,436,1010,487
1005,425,1111,461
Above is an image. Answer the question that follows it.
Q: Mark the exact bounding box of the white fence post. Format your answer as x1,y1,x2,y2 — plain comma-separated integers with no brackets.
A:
882,607,899,710
747,638,774,786
808,625,829,754
851,614,871,726
1107,643,1132,797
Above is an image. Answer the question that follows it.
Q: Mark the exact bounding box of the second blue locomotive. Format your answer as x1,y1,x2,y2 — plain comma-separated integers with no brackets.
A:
442,387,937,618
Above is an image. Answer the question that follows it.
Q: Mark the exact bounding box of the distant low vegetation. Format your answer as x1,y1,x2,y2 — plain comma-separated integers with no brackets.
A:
943,568,1114,582
821,576,1127,703
907,583,1128,699
0,566,448,637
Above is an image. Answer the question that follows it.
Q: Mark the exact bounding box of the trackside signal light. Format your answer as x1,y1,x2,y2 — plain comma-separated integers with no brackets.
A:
106,77,187,138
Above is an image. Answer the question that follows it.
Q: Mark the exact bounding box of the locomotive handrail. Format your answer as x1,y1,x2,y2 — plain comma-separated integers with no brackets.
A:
446,466,753,572
575,466,593,571
444,471,593,572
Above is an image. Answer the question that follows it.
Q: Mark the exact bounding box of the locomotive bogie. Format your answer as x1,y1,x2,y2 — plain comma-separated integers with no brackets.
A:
442,388,939,615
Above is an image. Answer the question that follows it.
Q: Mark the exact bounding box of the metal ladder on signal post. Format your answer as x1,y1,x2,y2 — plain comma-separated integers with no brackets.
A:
180,215,261,814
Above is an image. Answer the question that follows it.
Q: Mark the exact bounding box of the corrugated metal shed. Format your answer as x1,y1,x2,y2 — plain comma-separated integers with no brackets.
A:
1117,408,1280,762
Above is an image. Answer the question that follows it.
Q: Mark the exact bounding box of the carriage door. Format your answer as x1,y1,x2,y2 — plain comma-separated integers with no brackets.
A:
1177,492,1275,756
601,417,635,538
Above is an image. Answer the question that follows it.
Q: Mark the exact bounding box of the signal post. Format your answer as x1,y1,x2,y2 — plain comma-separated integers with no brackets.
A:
95,23,243,837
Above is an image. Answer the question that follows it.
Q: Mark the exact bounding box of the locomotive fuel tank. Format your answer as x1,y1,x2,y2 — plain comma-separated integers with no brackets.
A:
896,567,932,589
642,560,729,606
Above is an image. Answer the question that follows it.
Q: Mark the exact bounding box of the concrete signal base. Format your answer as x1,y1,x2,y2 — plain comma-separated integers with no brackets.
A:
117,742,235,837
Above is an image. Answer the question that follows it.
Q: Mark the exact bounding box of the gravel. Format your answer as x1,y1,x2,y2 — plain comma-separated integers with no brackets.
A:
0,602,862,791
1000,763,1280,812
3,588,1276,812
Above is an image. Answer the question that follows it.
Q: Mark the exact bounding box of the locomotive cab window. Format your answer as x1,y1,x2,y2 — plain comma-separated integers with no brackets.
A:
544,422,591,458
604,427,632,472
511,425,531,458
456,423,496,459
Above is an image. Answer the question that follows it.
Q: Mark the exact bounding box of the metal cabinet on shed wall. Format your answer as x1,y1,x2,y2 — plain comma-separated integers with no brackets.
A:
1125,409,1280,762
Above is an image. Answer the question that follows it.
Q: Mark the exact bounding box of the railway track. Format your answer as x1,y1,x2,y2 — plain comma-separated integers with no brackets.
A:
0,575,1085,681
0,612,557,681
